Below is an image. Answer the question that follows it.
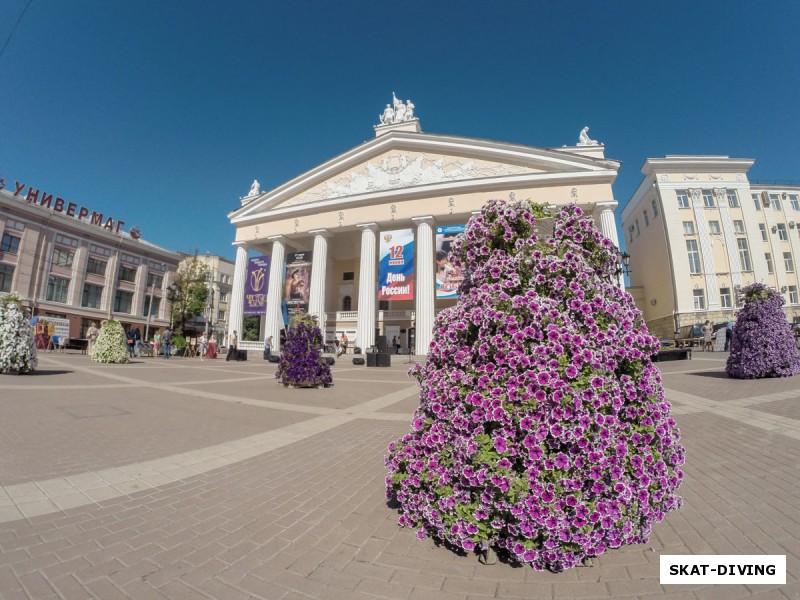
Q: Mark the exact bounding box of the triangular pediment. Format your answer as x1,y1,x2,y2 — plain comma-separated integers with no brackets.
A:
231,131,619,223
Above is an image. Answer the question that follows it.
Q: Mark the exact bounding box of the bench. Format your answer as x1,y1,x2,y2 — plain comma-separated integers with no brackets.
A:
654,348,692,362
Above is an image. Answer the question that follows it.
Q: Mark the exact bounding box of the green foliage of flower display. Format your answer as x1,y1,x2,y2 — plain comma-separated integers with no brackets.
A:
91,319,129,364
0,294,38,374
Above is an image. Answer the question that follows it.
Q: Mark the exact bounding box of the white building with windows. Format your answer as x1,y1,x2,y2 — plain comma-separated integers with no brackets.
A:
226,96,625,355
622,155,800,338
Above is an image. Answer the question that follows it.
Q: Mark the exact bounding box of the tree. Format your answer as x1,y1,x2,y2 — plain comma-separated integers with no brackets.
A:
171,253,211,334
0,294,38,374
276,313,332,387
385,200,685,572
243,315,260,341
725,283,800,379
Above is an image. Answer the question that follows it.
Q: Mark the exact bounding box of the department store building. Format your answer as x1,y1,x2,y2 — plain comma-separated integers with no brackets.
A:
0,177,179,339
227,96,625,356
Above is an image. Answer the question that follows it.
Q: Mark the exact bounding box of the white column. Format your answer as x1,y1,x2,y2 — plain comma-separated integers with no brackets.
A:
413,216,435,356
103,250,119,317
264,236,286,347
308,230,329,328
356,224,377,352
228,244,248,343
69,244,87,306
597,202,625,290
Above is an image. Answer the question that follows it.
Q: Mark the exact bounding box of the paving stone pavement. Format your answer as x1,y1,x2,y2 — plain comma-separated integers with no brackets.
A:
0,351,798,599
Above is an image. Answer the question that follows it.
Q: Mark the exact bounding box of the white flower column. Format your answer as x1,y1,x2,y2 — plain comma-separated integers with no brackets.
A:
356,224,377,352
228,244,248,343
308,230,329,329
597,202,625,289
413,216,435,356
264,236,286,347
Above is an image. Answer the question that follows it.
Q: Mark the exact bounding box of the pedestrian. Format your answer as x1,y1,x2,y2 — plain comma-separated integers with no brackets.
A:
724,321,734,352
86,321,99,357
126,327,136,358
392,335,400,354
227,330,238,362
153,332,161,357
701,320,713,352
340,332,348,354
162,327,172,359
199,333,208,361
264,335,273,360
133,327,142,358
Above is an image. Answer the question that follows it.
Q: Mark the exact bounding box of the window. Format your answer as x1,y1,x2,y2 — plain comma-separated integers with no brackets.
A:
217,310,225,320
770,194,782,211
693,289,705,310
737,239,752,272
635,219,640,237
628,225,634,243
726,190,740,208
733,220,745,234
720,287,732,308
0,263,13,293
759,224,768,241
682,221,696,235
784,252,795,273
146,273,163,289
342,296,352,311
119,252,140,265
765,253,774,274
686,240,701,274
86,257,107,276
5,218,25,232
219,292,228,302
343,271,355,281
708,220,721,234
777,223,788,241
752,194,761,211
81,283,103,309
46,276,70,303
89,243,111,258
143,296,161,317
789,286,799,304
677,190,690,209
643,210,649,227
651,198,659,217
118,265,137,283
702,190,715,208
0,233,21,254
790,195,800,211
51,247,74,267
379,300,390,310
113,290,133,314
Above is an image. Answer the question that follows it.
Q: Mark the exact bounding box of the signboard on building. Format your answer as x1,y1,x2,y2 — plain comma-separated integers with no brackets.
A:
284,251,312,318
435,224,465,299
378,228,415,301
243,255,270,316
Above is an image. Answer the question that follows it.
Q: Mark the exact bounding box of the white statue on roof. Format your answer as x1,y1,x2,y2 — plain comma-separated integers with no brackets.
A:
578,126,600,146
377,92,418,127
247,180,261,196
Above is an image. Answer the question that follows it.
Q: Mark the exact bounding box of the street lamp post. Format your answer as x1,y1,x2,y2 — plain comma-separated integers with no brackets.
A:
167,283,179,330
144,281,156,343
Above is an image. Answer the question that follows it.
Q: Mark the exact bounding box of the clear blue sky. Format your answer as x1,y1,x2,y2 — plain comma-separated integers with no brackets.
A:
2,1,799,261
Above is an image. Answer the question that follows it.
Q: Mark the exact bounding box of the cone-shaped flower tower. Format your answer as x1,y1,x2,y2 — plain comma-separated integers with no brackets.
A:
725,283,800,379
276,313,333,387
0,294,38,374
91,319,129,364
386,200,685,571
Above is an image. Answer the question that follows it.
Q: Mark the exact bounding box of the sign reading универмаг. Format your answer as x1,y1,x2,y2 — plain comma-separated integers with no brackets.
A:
379,229,414,301
243,256,270,315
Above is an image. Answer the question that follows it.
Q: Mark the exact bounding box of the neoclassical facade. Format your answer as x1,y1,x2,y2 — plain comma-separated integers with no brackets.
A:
227,97,623,355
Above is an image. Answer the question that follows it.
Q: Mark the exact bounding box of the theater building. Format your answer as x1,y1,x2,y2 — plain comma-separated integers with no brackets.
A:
227,96,624,355
0,177,179,340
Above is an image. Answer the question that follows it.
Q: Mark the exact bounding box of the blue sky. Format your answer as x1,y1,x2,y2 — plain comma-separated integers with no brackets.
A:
1,1,799,261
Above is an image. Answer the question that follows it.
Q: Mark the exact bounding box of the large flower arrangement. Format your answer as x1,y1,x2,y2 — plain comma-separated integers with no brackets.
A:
726,283,800,379
276,313,332,387
0,294,38,374
385,200,685,572
91,319,129,364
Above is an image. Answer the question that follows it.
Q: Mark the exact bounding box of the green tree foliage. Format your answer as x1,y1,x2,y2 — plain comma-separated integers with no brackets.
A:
243,316,260,341
171,253,211,332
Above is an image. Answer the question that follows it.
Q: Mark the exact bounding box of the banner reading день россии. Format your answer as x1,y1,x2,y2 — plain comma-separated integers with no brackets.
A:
378,229,414,301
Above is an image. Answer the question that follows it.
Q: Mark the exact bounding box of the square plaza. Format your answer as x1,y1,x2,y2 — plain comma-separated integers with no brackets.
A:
0,352,798,599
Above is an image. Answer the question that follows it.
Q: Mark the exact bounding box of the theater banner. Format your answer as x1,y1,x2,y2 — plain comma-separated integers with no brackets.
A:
435,224,466,299
378,228,414,301
243,256,270,315
284,251,312,317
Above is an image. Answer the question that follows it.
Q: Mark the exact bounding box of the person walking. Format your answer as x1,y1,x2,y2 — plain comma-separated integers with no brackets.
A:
340,332,348,354
162,327,172,359
126,327,136,358
227,330,238,362
133,327,142,358
264,335,273,360
86,322,99,357
392,335,400,354
199,333,208,361
701,320,713,352
724,320,734,352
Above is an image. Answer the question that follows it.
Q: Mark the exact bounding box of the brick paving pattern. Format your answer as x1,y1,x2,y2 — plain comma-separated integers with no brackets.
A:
0,351,798,599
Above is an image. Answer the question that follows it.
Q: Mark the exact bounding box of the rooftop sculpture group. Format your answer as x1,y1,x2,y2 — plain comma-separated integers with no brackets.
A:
378,92,416,126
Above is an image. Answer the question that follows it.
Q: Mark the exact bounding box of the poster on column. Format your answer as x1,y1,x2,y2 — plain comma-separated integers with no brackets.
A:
284,251,312,317
243,256,270,315
378,228,414,301
435,225,465,299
